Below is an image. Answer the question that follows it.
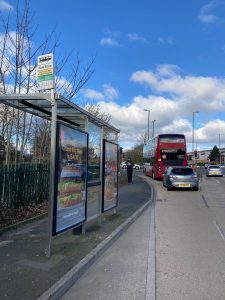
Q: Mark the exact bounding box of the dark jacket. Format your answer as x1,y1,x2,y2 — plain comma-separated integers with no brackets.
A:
126,161,133,171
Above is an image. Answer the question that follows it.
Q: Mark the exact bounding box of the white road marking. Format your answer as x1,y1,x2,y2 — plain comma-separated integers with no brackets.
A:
145,204,156,300
213,221,225,243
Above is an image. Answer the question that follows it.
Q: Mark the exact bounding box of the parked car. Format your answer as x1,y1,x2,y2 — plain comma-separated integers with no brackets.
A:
206,165,223,177
133,164,142,170
163,166,199,191
120,162,127,169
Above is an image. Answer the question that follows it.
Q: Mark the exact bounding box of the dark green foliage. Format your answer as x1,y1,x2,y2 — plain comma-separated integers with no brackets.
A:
124,144,144,164
208,145,220,162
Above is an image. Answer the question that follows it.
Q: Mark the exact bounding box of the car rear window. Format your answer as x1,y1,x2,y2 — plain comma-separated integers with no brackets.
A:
209,166,220,169
172,168,193,175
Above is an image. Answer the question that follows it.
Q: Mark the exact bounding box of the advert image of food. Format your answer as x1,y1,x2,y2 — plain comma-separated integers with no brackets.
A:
58,164,84,208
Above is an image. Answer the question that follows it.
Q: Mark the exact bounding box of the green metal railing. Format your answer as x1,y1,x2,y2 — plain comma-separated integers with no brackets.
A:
0,164,49,209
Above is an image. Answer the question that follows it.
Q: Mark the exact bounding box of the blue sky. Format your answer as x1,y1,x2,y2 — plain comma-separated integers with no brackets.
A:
2,0,225,152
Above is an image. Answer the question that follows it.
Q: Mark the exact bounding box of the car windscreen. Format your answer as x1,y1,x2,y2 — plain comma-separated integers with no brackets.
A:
171,168,193,175
209,166,220,169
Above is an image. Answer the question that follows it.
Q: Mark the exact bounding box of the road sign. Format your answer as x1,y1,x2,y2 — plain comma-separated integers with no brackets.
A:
37,53,54,91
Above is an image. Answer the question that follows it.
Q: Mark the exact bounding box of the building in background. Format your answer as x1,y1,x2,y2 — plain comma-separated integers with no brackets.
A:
187,148,225,164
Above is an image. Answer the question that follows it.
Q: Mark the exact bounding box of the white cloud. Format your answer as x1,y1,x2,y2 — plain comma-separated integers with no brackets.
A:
103,84,119,100
0,31,17,56
83,84,119,102
130,71,158,86
127,33,148,44
100,37,121,47
103,29,121,39
82,64,225,151
0,0,13,11
83,88,104,101
193,119,225,151
158,37,174,45
130,65,225,114
100,29,122,47
99,96,225,150
198,13,218,24
198,0,223,24
100,30,149,48
156,64,181,77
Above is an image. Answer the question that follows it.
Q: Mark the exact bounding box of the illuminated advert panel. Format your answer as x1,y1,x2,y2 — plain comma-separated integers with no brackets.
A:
53,123,88,235
102,140,118,212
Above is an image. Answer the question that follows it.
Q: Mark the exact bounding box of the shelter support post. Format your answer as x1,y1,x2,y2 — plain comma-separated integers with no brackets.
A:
46,90,57,258
98,127,104,225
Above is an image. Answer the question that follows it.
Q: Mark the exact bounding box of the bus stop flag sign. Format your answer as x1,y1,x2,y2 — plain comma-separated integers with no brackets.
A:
37,53,54,91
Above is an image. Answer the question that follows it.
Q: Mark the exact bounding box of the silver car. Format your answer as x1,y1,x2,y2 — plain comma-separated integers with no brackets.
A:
206,165,223,177
163,166,199,191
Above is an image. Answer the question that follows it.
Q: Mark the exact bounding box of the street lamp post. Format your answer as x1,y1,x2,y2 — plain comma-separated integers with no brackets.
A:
218,134,223,164
144,109,151,141
192,111,199,163
152,120,156,138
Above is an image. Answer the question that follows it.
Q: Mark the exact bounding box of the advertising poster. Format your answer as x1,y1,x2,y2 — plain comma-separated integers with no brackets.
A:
88,122,101,182
53,123,88,235
102,140,118,212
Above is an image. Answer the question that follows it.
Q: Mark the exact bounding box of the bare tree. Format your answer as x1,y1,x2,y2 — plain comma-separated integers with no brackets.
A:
0,0,95,164
85,103,111,123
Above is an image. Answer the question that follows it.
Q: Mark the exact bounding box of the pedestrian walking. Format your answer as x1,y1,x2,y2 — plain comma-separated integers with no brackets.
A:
126,158,133,183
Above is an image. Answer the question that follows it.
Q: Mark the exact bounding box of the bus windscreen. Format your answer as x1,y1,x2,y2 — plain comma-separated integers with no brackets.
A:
160,148,185,166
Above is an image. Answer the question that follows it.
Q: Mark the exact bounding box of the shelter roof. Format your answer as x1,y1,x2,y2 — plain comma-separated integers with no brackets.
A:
0,93,120,137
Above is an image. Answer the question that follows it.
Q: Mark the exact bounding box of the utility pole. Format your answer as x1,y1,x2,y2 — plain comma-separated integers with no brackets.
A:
219,134,222,164
144,109,151,141
152,120,156,138
192,111,199,164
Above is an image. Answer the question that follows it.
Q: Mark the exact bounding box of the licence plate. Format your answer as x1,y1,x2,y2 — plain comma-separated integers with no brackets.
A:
179,183,190,187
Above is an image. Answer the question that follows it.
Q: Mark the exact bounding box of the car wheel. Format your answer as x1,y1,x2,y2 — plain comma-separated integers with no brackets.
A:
167,186,172,191
193,186,199,191
135,166,139,169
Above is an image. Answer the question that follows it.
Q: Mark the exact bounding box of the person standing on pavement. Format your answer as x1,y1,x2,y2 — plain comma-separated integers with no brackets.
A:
126,158,134,183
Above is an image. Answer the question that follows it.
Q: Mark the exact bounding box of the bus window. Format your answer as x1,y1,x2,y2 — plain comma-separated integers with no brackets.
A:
160,148,185,166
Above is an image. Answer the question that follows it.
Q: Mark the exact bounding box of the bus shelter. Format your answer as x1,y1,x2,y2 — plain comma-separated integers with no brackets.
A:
0,93,120,256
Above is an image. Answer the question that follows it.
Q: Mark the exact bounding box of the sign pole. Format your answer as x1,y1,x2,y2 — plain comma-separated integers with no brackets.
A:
36,53,56,258
46,89,57,258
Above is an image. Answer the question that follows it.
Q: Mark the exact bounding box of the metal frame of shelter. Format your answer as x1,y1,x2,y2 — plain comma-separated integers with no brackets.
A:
0,92,120,256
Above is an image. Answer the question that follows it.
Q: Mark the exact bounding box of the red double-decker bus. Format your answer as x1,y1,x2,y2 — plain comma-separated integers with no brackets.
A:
143,133,188,179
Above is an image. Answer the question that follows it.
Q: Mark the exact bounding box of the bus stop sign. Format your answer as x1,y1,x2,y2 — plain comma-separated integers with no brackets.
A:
37,53,54,91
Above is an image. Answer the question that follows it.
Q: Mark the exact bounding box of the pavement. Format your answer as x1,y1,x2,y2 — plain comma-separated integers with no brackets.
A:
0,172,155,300
61,203,155,300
